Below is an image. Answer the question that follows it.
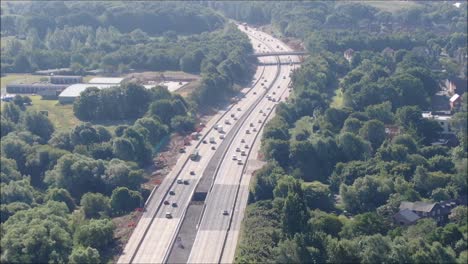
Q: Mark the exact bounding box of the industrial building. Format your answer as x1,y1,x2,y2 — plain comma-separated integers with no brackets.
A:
50,75,83,84
58,83,114,104
6,83,69,94
88,77,125,84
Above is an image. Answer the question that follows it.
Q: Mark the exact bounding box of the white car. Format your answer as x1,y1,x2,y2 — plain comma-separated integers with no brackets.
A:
177,179,183,184
166,212,172,218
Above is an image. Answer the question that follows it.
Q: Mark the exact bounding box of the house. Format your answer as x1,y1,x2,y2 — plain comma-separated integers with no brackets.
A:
382,47,395,57
344,48,355,62
449,93,462,111
422,111,453,134
393,208,420,226
397,200,459,225
384,125,401,139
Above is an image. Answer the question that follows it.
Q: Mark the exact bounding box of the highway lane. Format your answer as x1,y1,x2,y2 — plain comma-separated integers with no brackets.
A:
186,25,299,263
118,27,282,263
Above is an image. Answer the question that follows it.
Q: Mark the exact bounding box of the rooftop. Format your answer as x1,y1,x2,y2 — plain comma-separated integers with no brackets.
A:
422,111,452,121
59,83,115,98
396,208,420,222
450,93,460,103
88,77,125,84
400,201,436,212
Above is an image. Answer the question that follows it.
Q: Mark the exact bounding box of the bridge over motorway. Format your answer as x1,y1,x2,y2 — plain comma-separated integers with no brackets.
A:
258,61,302,66
251,51,308,57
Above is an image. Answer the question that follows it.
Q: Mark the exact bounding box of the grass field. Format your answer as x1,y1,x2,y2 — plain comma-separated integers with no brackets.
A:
27,95,81,132
360,1,422,13
0,74,45,94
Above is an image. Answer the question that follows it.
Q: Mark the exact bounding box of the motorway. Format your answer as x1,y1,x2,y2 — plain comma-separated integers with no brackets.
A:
118,24,300,264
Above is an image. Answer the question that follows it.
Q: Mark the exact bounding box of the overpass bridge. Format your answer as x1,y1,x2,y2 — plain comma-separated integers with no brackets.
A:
257,61,302,66
251,51,308,57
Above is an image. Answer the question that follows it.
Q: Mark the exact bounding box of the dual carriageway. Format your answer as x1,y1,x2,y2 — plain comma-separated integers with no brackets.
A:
118,24,302,264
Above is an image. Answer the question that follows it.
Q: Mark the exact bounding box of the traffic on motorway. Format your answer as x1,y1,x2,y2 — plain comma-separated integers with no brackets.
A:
118,23,301,264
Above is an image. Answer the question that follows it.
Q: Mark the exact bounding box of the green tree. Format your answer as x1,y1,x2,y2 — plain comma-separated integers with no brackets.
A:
170,115,195,134
45,188,76,211
80,193,110,219
359,119,386,150
22,110,55,141
74,219,115,250
69,246,100,264
110,187,142,215
282,193,308,236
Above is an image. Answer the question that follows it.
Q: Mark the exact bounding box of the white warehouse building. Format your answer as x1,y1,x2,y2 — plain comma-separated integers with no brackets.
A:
88,77,125,85
58,83,115,104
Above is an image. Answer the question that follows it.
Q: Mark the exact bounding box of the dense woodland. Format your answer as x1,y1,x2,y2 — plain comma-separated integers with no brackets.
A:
216,2,468,264
0,1,253,263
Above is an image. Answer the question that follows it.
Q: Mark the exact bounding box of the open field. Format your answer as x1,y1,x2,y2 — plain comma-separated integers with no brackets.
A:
27,96,81,132
360,1,422,13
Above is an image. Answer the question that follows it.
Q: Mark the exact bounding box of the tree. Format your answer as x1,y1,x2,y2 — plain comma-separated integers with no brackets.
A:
340,212,388,238
303,182,334,211
22,110,55,141
282,193,308,236
364,101,394,124
274,234,312,263
44,154,107,198
0,157,22,184
134,117,168,145
2,102,22,123
1,202,72,263
112,137,136,161
110,187,142,215
359,234,391,264
45,188,76,211
80,193,110,219
338,132,371,161
69,246,100,264
74,219,114,250
341,117,362,134
170,115,195,134
359,119,386,150
340,176,391,214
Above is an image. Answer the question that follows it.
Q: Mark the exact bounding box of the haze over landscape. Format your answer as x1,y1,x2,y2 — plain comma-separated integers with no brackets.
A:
0,1,467,263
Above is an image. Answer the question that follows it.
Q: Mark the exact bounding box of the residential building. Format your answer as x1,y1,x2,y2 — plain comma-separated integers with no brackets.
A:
422,111,453,134
396,200,460,225
393,208,420,226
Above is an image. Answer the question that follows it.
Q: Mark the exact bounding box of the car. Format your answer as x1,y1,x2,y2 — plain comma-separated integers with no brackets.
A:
232,155,237,160
250,122,254,127
211,146,216,150
272,98,276,102
231,113,235,118
223,210,229,215
166,212,172,218
261,83,264,86
236,147,241,152
202,140,207,144
183,180,189,185
244,144,249,149
241,138,245,143
177,178,183,184
253,128,257,132
164,200,170,205
272,92,276,95
246,130,250,134
253,92,257,95
172,202,178,207
179,148,185,153
276,45,279,48
190,171,195,175
277,85,280,89
237,107,242,111
219,135,225,139
237,160,243,165
258,119,262,123
259,110,263,113
241,150,246,156
267,107,271,110
263,113,267,116
169,190,175,195
283,76,286,79
233,116,238,120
